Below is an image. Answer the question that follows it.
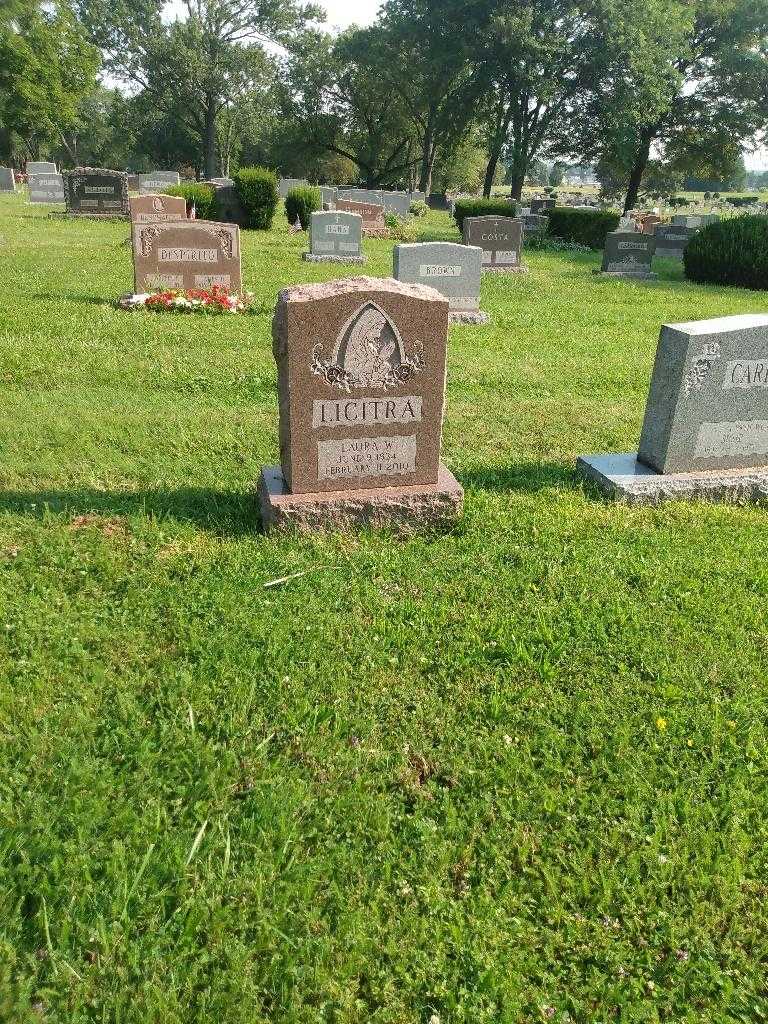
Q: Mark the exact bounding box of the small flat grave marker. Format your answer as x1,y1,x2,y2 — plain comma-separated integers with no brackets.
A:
258,276,463,531
462,216,524,272
393,241,487,323
577,313,768,501
131,219,241,293
303,210,364,264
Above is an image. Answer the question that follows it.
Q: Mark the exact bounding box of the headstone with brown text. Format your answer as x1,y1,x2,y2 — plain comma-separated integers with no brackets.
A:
129,193,187,224
131,219,241,293
336,199,386,236
258,276,463,531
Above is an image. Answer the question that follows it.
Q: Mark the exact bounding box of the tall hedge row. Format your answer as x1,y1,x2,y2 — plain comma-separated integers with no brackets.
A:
545,208,620,249
453,198,516,231
683,215,768,290
233,167,279,229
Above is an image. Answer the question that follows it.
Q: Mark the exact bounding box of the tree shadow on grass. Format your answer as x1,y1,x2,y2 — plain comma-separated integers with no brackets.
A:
0,486,262,537
459,459,580,495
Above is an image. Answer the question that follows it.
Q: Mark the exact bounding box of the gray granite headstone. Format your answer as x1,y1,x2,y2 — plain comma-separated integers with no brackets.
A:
671,214,719,228
138,171,180,193
521,213,547,236
577,314,768,501
393,241,486,323
337,188,410,216
0,167,15,192
127,174,140,192
654,224,696,259
26,161,57,175
319,186,338,208
304,210,364,264
28,173,65,203
64,167,129,217
462,216,523,270
279,177,309,198
427,193,449,210
531,198,555,214
599,231,656,278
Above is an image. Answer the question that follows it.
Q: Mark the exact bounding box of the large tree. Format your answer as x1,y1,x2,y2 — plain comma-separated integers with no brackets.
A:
0,0,99,164
76,0,321,178
584,0,768,211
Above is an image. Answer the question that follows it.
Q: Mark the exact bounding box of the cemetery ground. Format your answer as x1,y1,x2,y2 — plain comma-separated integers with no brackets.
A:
2,196,768,1024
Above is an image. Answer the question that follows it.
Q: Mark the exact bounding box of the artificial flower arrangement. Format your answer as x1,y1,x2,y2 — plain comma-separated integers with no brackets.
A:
118,284,253,313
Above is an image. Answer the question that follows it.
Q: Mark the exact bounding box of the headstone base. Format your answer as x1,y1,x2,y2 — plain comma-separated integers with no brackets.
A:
482,265,528,274
257,464,463,533
594,270,657,280
654,248,683,259
449,310,490,325
302,252,366,265
576,453,768,504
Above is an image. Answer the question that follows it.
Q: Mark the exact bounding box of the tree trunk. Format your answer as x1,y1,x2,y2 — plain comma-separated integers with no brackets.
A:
624,128,655,213
204,97,217,180
418,118,434,193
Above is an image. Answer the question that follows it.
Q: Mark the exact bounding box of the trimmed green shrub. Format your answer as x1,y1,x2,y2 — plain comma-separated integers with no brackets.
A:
453,197,516,231
384,212,417,241
233,166,278,229
163,183,216,220
285,186,321,229
545,207,620,249
683,214,768,290
409,199,429,217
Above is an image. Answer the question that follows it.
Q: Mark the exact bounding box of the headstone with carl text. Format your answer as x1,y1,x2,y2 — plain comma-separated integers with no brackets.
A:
393,241,487,324
131,219,241,293
303,210,365,264
257,277,463,531
577,314,768,502
462,216,524,272
64,168,129,218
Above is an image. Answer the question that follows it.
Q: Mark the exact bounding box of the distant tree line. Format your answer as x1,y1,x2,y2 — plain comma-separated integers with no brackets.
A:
1,0,767,212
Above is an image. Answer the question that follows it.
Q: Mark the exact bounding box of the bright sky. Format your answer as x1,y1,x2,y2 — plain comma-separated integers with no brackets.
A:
320,0,381,30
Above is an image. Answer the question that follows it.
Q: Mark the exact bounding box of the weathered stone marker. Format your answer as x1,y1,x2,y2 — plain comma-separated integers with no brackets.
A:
521,213,548,237
138,171,181,193
393,241,487,324
0,167,16,193
129,193,187,224
531,198,555,214
577,314,768,502
258,277,463,531
303,210,364,264
672,214,719,228
598,230,656,279
28,173,65,203
279,177,309,198
654,224,696,260
462,216,524,272
26,161,57,175
335,199,386,236
131,219,241,293
64,168,129,218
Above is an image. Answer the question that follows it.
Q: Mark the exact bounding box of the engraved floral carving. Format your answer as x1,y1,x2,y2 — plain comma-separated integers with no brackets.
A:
312,302,424,391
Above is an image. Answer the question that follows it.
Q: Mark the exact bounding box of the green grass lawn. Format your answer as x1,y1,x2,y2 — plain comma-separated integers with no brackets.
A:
2,196,768,1024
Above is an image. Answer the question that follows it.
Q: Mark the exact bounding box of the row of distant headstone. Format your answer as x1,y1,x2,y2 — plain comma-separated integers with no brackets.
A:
598,214,722,280
0,164,181,209
277,177,425,217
